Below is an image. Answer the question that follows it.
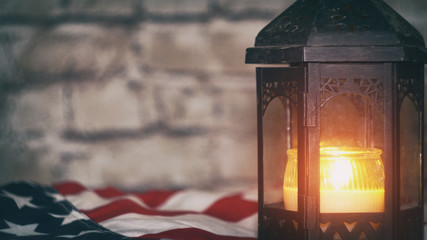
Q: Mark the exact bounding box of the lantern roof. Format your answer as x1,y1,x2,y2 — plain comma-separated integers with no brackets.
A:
246,0,427,63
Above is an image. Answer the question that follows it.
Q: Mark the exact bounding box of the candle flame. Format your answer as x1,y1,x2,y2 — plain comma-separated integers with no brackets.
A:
327,157,353,190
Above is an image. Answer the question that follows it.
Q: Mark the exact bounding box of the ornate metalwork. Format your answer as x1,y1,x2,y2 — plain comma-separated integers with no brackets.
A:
320,77,384,112
261,207,299,240
398,208,423,240
262,79,298,116
397,78,422,111
399,216,421,240
320,213,384,240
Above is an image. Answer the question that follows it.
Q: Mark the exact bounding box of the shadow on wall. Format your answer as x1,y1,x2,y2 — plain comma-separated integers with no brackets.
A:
0,0,426,190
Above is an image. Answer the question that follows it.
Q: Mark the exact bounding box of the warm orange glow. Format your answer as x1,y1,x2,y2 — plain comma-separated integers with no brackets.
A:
283,147,385,213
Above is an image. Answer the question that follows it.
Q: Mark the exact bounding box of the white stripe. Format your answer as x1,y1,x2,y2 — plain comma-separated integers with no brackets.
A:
157,189,231,212
99,213,257,238
64,191,150,210
56,230,103,238
236,213,258,231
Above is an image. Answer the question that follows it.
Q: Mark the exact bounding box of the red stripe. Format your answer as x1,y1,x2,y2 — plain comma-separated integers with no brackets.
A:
53,182,87,195
55,182,256,222
55,182,177,205
131,190,177,208
54,182,127,199
54,182,177,205
81,199,196,222
203,194,257,222
140,228,256,240
94,187,125,198
81,196,256,223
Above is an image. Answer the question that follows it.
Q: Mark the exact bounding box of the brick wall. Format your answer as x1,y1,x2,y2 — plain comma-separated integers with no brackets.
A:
0,0,426,190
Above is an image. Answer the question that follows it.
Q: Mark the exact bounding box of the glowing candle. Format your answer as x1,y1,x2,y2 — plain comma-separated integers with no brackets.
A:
283,147,385,213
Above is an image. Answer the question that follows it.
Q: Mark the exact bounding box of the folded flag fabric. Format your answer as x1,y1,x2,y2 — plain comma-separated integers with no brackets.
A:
0,181,258,240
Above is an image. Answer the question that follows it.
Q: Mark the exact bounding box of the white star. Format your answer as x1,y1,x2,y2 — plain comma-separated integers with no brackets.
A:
1,190,40,209
50,209,90,226
0,220,46,236
45,191,66,202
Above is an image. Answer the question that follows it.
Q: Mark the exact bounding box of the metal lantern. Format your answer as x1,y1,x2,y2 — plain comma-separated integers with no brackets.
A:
245,0,427,239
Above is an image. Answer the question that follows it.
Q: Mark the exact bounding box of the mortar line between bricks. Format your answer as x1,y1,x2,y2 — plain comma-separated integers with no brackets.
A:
0,69,254,93
62,123,209,143
0,10,277,26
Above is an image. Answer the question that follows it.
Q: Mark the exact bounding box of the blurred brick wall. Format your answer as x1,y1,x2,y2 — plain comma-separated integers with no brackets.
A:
0,0,426,189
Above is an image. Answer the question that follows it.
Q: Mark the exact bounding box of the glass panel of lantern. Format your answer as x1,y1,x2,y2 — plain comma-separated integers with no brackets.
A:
277,64,387,214
397,64,423,211
260,67,301,209
317,64,385,214
257,67,304,240
396,63,424,240
399,97,421,210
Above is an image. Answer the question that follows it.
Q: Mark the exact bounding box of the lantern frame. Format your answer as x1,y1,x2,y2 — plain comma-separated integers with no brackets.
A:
246,0,427,240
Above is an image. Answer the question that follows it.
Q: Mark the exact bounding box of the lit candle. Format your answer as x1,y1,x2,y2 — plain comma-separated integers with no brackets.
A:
283,147,385,213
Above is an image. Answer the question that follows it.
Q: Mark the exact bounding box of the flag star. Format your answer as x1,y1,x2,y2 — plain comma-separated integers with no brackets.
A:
50,209,90,226
0,220,46,236
45,191,66,202
1,190,40,209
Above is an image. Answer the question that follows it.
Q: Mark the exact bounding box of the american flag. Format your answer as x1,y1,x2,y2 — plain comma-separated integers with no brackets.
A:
0,181,257,240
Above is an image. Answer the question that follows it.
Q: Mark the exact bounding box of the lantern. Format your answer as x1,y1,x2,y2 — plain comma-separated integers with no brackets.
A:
245,0,427,239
